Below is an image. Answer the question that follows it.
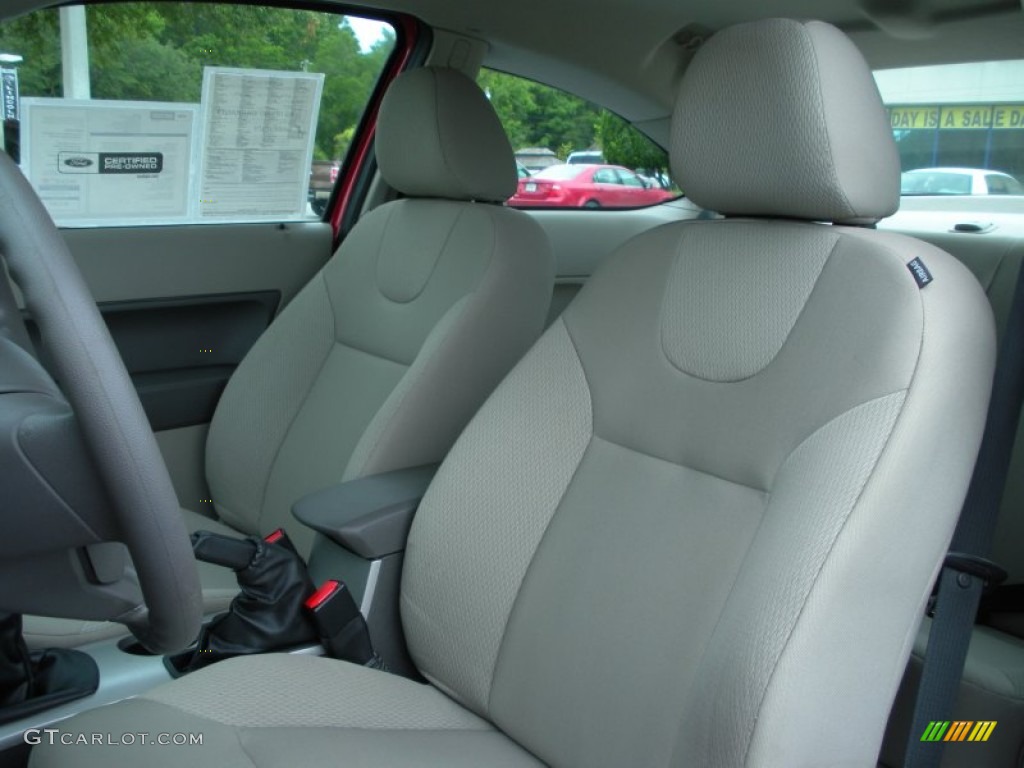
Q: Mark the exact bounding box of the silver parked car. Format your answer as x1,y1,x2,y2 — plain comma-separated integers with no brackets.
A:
901,167,1024,195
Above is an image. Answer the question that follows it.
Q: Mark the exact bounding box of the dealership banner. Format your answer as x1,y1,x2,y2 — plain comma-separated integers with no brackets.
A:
889,104,1024,130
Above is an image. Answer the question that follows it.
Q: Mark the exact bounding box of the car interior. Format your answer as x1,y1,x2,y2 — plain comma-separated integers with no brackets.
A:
0,0,1022,767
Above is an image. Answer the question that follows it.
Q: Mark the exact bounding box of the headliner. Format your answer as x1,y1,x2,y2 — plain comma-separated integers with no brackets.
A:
3,0,1023,133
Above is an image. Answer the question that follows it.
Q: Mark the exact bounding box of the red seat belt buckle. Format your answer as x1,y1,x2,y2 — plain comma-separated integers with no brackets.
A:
304,579,376,665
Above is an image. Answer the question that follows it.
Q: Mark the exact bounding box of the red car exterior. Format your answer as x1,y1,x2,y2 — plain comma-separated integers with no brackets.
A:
507,164,675,208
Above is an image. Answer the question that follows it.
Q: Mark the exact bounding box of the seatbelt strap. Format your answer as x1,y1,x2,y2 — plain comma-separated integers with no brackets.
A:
903,260,1024,767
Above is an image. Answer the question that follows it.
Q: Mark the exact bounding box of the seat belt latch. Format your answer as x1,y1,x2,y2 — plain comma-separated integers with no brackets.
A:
305,580,383,668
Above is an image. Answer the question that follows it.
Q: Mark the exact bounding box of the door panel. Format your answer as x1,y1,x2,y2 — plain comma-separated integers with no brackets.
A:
58,223,333,432
62,222,332,304
57,221,334,500
25,290,277,431
99,290,279,431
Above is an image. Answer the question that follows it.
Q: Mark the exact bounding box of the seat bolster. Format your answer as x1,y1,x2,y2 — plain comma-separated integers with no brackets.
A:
204,274,337,537
740,232,995,766
398,318,592,716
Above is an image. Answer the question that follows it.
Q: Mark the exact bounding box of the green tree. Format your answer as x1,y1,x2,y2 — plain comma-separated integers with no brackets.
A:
92,36,199,102
155,5,323,71
333,126,355,160
309,19,375,159
529,82,599,153
87,5,200,102
478,69,600,154
0,9,62,97
595,111,669,175
479,69,536,148
0,4,397,162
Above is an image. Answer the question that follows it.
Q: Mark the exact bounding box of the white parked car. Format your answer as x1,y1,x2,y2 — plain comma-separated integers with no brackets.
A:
901,167,1024,195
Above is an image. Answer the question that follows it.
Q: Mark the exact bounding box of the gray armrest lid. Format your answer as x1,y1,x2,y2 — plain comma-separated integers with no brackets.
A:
291,464,438,559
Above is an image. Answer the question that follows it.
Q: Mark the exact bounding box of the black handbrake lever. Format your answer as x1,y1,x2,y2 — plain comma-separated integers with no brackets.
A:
190,530,259,571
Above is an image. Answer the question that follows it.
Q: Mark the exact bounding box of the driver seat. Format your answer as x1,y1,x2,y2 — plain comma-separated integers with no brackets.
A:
24,66,554,648
31,19,995,768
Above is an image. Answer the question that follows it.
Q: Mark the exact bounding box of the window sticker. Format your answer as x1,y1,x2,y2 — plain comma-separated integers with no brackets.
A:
197,67,324,221
20,98,197,224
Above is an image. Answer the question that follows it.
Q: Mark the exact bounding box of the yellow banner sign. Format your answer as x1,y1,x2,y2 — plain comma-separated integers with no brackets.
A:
890,107,939,130
992,105,1024,129
941,107,993,130
889,104,1024,130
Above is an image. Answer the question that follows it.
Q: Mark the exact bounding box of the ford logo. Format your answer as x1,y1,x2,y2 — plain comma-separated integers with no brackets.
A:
63,157,93,168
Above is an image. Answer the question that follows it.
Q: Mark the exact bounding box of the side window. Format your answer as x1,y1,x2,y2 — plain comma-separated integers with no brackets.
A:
985,174,1010,195
478,68,680,209
876,62,1024,199
617,169,645,188
0,3,396,226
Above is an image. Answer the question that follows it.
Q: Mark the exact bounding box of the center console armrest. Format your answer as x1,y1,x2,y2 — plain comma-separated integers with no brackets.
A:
292,464,439,559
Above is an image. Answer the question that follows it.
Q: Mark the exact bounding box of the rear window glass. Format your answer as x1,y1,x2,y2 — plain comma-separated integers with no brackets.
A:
478,68,681,209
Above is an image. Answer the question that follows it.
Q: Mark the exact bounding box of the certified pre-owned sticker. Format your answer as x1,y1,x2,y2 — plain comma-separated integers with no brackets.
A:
58,152,163,175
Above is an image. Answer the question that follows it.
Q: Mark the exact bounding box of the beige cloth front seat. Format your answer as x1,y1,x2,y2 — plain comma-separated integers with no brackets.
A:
24,66,554,648
31,19,995,768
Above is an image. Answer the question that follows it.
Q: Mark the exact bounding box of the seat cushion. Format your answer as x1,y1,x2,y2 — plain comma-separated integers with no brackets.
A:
23,508,240,649
29,655,542,768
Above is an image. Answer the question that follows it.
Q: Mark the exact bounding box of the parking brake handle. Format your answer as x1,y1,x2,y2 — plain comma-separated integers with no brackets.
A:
169,529,318,675
191,530,259,570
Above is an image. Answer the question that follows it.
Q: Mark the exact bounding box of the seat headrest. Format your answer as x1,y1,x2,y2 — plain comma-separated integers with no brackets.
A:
376,67,517,203
671,19,900,224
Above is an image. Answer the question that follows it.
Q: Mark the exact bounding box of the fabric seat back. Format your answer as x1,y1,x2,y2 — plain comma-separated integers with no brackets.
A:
399,20,996,767
204,68,554,553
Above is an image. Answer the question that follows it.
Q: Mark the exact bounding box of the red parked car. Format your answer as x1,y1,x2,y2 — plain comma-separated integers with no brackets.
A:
507,163,675,208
